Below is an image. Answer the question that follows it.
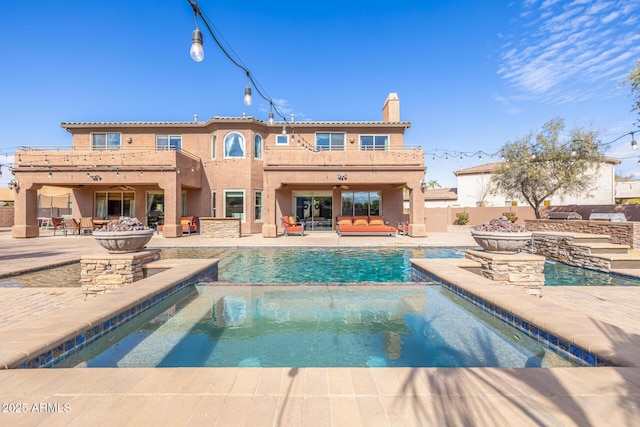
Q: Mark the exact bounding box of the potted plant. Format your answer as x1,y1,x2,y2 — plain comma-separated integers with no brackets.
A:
92,217,154,253
470,216,532,254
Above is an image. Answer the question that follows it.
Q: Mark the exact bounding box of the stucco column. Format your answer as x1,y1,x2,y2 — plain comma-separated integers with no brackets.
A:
261,176,279,238
159,177,182,238
11,183,41,238
409,184,427,237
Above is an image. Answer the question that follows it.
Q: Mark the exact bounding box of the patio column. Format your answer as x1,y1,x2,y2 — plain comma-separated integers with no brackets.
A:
159,177,182,238
408,182,427,237
261,175,279,238
11,183,42,238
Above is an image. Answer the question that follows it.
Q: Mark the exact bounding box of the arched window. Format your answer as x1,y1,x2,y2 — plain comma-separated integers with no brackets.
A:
211,134,216,159
224,132,245,158
254,134,263,159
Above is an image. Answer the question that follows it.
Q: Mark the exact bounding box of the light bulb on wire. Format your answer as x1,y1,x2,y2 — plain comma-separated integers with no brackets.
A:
244,84,252,106
190,28,204,62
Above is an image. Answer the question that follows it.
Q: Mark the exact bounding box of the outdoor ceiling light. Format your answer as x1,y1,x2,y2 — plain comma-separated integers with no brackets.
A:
190,28,204,62
244,84,252,106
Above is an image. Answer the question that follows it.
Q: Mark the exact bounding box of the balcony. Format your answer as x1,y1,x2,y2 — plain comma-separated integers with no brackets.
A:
12,146,203,187
264,146,424,169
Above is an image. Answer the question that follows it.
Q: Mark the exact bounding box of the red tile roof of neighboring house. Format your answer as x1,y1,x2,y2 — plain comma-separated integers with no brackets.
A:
454,162,500,176
424,188,458,200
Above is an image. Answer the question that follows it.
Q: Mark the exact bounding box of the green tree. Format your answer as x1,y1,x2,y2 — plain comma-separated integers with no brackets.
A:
492,118,606,219
625,58,640,122
426,180,442,189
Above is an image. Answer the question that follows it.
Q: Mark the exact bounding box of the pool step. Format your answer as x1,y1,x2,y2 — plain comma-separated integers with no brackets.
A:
590,253,640,270
573,242,631,255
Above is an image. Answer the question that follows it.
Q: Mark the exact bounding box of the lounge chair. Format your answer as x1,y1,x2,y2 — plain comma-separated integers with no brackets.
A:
281,216,305,236
79,217,94,234
63,218,81,236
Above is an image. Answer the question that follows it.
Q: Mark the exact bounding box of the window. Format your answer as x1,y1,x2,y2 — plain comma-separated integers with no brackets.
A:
224,190,245,221
276,134,289,146
341,191,381,216
211,134,217,159
156,135,181,150
360,135,388,151
254,191,263,221
224,132,245,158
316,133,345,151
254,135,263,159
91,133,121,151
211,191,217,217
95,191,135,218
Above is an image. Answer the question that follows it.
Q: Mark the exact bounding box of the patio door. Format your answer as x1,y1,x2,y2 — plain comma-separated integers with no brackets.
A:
292,191,333,231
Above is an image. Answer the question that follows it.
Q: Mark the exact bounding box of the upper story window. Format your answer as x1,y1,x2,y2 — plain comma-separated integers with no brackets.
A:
360,135,388,151
91,133,121,151
316,133,345,151
156,135,181,150
224,132,245,158
276,134,289,146
254,135,263,159
211,134,216,159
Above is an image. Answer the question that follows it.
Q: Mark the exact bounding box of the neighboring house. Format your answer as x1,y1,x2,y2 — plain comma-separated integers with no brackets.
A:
615,180,640,204
10,93,427,238
423,188,459,208
424,159,619,208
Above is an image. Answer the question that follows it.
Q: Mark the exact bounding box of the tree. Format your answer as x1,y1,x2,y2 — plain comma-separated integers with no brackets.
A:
492,118,606,219
426,180,441,189
625,58,640,123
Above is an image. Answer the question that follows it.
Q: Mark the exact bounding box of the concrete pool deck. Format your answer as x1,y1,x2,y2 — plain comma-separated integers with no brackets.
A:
1,227,640,425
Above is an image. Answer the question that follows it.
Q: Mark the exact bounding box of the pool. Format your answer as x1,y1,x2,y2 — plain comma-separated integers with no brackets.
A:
54,284,574,369
3,247,640,287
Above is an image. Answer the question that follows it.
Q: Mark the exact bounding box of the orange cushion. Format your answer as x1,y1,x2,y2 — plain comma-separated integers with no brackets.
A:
369,219,384,226
338,219,352,226
354,219,368,226
288,216,296,226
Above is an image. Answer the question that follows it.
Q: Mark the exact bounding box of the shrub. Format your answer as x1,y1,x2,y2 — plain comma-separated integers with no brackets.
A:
455,212,469,225
502,212,518,223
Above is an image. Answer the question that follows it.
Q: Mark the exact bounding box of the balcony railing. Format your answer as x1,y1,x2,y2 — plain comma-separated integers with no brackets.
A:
264,146,424,167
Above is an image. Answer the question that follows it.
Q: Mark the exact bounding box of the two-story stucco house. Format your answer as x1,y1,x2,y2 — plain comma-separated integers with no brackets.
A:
424,159,619,208
11,93,427,238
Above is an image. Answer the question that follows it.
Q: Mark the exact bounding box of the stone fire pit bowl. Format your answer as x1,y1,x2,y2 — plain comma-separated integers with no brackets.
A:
470,230,533,254
93,229,155,254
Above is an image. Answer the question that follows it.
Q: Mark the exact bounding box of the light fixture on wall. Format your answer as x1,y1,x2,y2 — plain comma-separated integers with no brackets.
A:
337,173,348,181
126,137,133,144
8,179,19,191
420,179,427,192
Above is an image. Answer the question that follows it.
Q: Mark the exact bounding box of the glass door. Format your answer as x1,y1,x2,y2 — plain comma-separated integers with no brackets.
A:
293,191,333,231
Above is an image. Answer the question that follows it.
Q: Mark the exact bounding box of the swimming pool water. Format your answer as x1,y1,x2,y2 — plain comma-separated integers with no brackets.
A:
55,284,573,368
3,247,640,287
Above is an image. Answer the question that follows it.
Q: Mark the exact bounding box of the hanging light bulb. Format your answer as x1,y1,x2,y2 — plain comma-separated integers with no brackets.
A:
190,28,204,62
637,158,640,166
632,134,638,151
282,125,287,135
268,111,274,125
244,84,252,106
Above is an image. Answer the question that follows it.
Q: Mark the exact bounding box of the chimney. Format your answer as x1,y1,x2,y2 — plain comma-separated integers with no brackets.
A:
382,93,400,122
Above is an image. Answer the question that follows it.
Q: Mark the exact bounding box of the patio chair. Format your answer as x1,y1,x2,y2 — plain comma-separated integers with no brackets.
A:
51,217,65,236
79,217,94,235
397,219,409,236
63,218,81,236
281,216,305,236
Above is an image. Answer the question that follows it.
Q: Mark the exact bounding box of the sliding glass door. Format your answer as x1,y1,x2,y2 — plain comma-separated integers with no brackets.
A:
292,191,333,231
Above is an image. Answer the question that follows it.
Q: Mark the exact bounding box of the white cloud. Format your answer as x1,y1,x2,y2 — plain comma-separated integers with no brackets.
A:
497,0,640,104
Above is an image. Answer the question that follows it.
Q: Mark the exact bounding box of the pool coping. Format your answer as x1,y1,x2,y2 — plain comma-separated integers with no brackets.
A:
0,258,218,369
411,258,640,367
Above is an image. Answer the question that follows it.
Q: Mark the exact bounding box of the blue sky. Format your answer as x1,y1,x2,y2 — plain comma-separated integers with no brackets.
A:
1,0,639,188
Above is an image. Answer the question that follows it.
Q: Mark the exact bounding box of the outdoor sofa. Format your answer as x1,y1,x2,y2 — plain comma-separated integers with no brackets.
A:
336,215,397,236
